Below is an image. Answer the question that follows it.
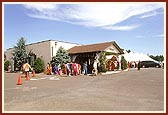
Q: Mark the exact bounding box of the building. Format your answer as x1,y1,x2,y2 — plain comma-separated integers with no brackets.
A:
68,41,124,73
4,40,81,71
4,40,123,72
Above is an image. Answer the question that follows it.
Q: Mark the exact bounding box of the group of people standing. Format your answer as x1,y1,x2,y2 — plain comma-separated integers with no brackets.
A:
46,61,91,76
46,59,98,76
127,61,141,70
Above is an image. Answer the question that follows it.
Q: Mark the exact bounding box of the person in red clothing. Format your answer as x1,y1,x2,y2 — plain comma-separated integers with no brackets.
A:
128,62,130,70
72,63,77,76
111,61,115,71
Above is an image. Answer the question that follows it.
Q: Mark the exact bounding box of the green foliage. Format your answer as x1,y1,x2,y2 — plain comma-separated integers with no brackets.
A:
12,37,27,70
126,49,131,53
121,56,127,70
98,52,107,72
105,52,117,56
34,58,45,73
4,60,11,71
149,55,164,62
51,47,71,66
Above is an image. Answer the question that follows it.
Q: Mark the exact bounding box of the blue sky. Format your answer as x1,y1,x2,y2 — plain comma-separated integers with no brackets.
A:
4,3,165,55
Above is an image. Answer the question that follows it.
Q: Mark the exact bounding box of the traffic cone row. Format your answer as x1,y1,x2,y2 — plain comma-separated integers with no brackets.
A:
17,71,36,85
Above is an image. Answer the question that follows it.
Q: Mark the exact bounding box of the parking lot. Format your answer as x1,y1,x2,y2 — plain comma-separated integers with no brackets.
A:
3,68,165,112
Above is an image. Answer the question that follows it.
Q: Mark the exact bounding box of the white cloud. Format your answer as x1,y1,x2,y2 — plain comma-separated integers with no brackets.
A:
152,34,164,37
139,11,161,18
23,3,164,31
102,24,140,31
135,34,164,38
23,4,58,11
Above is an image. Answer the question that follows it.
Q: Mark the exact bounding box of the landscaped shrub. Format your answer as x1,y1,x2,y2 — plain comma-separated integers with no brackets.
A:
34,58,45,73
121,56,128,70
4,60,11,71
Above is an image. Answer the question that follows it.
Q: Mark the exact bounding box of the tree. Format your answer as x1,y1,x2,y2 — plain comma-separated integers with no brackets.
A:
34,58,45,73
51,47,71,66
126,49,131,53
149,55,164,62
121,56,127,70
98,52,107,72
12,37,27,71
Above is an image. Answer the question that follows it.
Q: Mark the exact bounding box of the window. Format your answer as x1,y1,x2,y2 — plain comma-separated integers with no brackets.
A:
52,47,53,57
55,42,57,48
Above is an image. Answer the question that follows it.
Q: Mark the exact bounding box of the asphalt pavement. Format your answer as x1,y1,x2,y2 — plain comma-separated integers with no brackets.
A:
3,68,165,112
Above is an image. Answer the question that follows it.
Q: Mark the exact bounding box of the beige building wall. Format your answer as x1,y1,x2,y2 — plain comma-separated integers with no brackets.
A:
26,40,51,70
4,48,14,71
4,48,13,61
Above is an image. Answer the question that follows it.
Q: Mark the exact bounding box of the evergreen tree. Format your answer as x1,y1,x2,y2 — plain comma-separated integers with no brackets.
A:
126,49,131,53
149,55,164,62
98,52,107,72
51,47,71,66
121,56,127,70
12,37,27,70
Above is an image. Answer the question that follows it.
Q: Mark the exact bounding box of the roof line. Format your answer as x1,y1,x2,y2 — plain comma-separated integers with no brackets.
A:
27,39,82,46
5,39,82,50
73,41,115,47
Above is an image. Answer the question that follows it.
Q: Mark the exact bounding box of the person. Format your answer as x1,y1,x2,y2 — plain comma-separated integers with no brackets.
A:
83,61,88,75
70,62,73,76
137,60,141,70
111,61,115,71
63,63,67,74
23,61,31,77
47,63,52,75
57,64,62,75
128,62,130,70
8,65,11,72
93,60,98,75
66,63,71,76
53,64,58,74
77,63,81,75
72,62,77,76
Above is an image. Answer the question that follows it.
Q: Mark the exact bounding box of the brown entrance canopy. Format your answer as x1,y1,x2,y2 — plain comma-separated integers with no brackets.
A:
68,41,123,54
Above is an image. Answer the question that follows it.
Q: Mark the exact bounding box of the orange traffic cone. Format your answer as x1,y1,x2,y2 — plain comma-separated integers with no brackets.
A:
26,73,30,80
17,75,22,85
32,70,35,77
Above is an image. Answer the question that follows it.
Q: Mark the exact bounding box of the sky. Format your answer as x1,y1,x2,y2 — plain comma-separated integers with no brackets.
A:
3,2,165,55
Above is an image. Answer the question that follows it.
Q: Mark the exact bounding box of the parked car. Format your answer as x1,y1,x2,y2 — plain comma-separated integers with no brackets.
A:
140,61,161,68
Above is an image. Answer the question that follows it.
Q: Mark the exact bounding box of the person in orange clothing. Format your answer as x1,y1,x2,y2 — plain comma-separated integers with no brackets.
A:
23,61,31,78
63,63,67,74
77,63,81,75
47,63,52,75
